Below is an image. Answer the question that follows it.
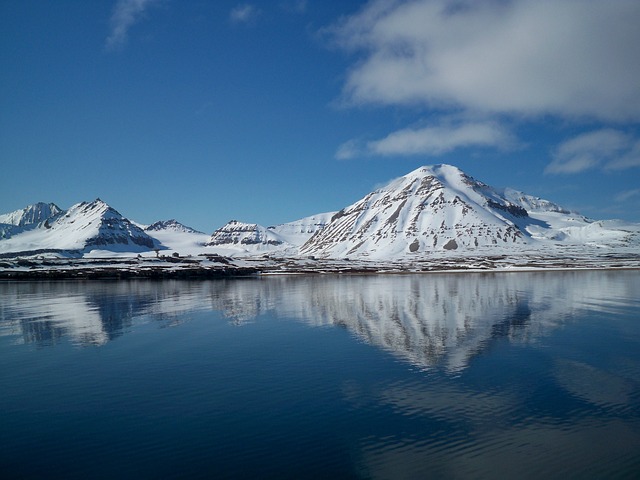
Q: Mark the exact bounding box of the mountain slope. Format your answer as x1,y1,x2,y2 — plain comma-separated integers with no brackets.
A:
0,202,62,227
0,202,63,240
204,212,335,255
269,212,335,245
298,164,639,259
500,188,637,246
187,164,640,259
206,220,290,252
300,165,539,258
144,219,210,255
58,199,157,249
0,199,157,254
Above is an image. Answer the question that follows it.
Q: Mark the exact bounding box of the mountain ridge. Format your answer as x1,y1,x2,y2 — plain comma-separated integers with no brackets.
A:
0,202,63,228
0,198,157,254
300,164,557,258
1,165,638,260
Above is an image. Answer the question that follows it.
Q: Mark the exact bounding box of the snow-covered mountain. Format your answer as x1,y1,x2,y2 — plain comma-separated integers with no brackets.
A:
0,202,63,240
270,212,335,245
501,188,571,215
144,219,210,256
1,164,638,260
206,220,289,251
205,213,334,254
0,202,62,227
63,200,156,249
300,165,528,257
0,199,157,255
299,164,638,258
146,219,203,234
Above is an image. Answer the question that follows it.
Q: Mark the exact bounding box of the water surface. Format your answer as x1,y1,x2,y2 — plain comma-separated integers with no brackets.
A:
1,271,640,479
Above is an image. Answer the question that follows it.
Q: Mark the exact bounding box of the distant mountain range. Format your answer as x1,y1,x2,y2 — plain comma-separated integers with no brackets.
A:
1,165,639,260
206,213,334,253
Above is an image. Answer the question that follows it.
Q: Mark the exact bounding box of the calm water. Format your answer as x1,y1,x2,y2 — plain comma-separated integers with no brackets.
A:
1,271,640,479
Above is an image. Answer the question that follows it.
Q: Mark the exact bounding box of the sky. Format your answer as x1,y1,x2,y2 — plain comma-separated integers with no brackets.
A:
1,0,639,232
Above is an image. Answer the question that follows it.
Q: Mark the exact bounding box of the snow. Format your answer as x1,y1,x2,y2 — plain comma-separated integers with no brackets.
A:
1,165,639,263
145,229,211,257
269,212,335,245
299,164,534,258
0,199,156,255
0,202,62,227
201,213,335,256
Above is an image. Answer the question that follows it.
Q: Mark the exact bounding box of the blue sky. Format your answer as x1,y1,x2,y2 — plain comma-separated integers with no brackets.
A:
1,0,639,232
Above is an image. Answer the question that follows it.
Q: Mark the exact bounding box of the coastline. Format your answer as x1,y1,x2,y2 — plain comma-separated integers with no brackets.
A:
1,252,639,280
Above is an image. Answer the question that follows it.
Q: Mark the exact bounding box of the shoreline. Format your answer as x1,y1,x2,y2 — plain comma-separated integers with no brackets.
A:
1,253,639,280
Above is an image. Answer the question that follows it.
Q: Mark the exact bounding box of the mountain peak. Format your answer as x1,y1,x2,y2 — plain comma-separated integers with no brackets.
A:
408,163,461,176
402,164,466,181
146,219,203,234
50,200,156,250
71,199,127,221
381,164,472,195
301,163,532,258
206,220,286,248
0,202,62,227
298,163,625,259
86,198,110,209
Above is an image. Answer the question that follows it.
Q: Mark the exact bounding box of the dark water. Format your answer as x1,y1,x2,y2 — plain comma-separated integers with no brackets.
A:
1,271,640,479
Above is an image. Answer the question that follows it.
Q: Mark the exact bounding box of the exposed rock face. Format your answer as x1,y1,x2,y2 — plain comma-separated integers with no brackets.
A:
206,220,285,247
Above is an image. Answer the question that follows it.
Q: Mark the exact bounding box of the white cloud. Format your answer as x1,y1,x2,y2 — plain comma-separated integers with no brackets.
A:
615,189,640,203
545,129,639,174
605,140,640,170
106,0,161,51
230,4,260,24
335,139,364,160
336,121,513,159
329,0,640,122
280,0,308,14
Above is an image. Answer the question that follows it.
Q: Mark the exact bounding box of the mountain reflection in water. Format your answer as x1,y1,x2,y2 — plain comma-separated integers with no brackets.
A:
2,271,638,372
